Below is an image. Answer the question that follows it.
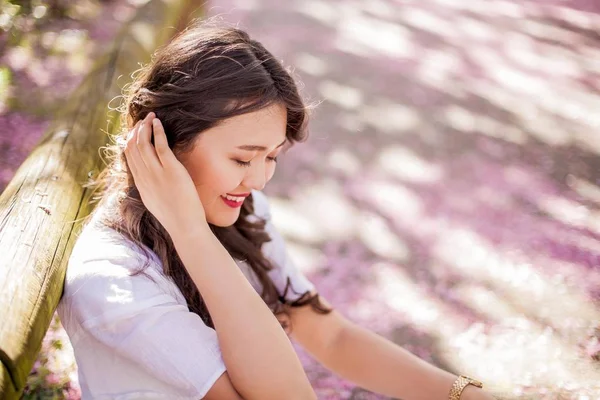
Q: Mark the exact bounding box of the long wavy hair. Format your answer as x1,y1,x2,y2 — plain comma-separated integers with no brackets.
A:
89,20,331,332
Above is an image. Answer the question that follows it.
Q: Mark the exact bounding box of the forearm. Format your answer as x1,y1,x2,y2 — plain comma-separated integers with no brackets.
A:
323,323,492,400
171,225,315,400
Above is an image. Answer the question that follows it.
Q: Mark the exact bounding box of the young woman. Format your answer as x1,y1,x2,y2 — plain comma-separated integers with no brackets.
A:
57,20,496,400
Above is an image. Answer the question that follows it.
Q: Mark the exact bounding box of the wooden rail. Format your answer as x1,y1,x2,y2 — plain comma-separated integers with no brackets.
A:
0,1,203,397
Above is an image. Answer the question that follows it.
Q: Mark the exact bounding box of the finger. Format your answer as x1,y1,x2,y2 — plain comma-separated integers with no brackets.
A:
125,121,146,184
127,119,142,146
135,112,153,147
124,143,142,187
136,112,162,172
124,147,139,182
151,117,176,166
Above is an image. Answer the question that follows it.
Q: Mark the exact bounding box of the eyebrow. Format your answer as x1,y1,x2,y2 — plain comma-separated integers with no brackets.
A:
236,138,287,152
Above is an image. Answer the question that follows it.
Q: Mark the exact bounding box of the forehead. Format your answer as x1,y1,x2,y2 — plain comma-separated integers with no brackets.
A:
201,103,287,147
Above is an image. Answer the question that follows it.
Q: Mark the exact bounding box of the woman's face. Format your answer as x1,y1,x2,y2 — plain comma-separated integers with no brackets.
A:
178,103,288,227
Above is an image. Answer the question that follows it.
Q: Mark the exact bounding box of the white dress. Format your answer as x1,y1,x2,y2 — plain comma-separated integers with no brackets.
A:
57,190,315,399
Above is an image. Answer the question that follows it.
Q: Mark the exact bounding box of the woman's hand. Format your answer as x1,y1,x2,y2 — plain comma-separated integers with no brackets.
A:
124,112,206,236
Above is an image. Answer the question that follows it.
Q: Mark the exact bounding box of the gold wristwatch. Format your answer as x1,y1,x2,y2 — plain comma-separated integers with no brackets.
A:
448,375,483,400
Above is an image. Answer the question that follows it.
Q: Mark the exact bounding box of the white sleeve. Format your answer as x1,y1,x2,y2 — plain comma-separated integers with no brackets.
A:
62,255,226,399
251,190,316,302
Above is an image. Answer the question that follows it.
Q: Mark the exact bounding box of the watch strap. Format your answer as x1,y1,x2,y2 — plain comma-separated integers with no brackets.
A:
448,375,483,400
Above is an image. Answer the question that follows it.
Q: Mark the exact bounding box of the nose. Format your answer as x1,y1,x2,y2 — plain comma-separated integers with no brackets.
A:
242,162,268,191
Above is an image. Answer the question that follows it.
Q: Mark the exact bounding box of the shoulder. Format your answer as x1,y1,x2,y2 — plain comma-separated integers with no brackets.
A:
70,212,157,267
65,220,152,290
60,216,184,328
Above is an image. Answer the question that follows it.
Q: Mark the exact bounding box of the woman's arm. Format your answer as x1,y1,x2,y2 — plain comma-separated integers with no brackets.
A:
172,225,316,400
320,321,493,400
289,296,494,400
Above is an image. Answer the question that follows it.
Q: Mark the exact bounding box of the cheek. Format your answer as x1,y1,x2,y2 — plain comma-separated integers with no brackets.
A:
194,156,244,193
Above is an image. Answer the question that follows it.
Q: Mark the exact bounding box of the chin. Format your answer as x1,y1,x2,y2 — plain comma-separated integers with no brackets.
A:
206,213,239,228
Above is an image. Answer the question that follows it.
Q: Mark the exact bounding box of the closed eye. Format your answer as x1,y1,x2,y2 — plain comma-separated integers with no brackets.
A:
233,156,278,168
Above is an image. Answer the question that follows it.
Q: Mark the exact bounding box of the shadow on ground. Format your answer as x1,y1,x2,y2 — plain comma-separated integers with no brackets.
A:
207,1,600,398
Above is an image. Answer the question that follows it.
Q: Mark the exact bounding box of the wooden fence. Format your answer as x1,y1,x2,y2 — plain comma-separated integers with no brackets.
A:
0,1,203,397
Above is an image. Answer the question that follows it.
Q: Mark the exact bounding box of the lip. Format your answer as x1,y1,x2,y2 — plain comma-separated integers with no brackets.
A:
221,195,245,208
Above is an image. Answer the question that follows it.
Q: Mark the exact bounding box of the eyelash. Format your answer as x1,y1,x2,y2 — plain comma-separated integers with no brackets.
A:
234,156,278,167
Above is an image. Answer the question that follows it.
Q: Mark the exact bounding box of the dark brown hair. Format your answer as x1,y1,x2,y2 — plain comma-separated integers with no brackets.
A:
91,20,331,332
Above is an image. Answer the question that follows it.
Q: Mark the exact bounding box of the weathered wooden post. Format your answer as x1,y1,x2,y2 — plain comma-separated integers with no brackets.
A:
0,1,203,397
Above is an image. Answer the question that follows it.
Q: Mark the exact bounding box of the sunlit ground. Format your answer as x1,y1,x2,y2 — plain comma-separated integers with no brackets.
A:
209,0,600,398
2,0,600,399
